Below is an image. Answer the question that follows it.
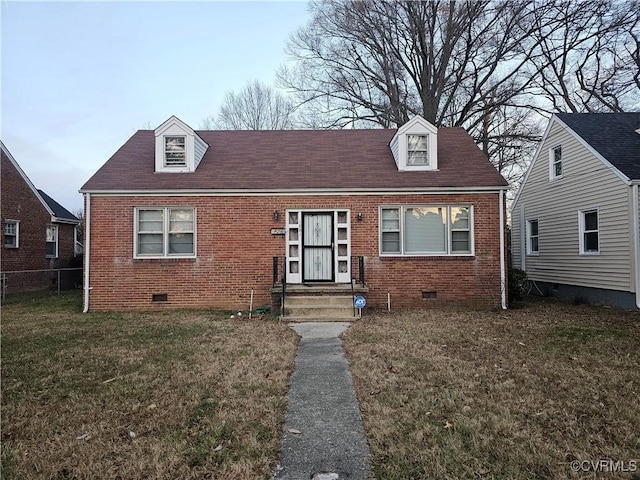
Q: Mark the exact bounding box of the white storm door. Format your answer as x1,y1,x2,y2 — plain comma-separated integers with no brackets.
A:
303,213,334,281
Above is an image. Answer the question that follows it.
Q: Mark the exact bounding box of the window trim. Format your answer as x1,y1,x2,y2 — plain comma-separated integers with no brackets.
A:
164,135,187,167
4,220,19,248
379,204,474,257
526,219,539,256
46,225,58,258
549,145,563,180
134,207,196,259
579,208,600,255
407,134,429,166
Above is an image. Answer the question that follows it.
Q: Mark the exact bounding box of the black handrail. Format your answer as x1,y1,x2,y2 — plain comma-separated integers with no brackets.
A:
350,255,365,287
272,256,279,286
281,256,286,318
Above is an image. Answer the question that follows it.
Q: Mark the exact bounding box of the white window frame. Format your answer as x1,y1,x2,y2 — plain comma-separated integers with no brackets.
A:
4,220,19,248
164,135,187,167
134,207,196,259
379,205,474,257
526,219,539,256
407,134,429,166
549,145,563,180
579,208,599,255
46,225,58,258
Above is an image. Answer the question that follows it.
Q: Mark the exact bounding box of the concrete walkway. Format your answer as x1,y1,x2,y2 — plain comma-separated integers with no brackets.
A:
273,322,372,480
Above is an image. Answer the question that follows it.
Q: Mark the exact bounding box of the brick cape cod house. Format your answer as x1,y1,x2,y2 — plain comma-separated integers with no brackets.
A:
1,141,81,293
80,115,508,314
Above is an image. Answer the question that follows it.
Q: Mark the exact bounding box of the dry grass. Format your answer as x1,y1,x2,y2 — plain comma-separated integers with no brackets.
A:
1,291,298,479
344,298,640,480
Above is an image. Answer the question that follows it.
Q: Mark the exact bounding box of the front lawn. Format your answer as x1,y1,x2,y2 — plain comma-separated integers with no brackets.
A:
1,292,298,479
344,299,640,480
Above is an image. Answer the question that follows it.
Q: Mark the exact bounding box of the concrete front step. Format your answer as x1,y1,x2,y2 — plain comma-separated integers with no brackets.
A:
285,295,354,307
283,293,358,320
284,306,355,318
285,316,359,323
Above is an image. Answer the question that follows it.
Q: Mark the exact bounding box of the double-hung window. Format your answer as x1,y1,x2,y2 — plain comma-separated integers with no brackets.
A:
380,205,472,256
526,219,539,255
579,209,599,254
164,136,186,167
407,135,429,165
46,225,58,258
4,220,19,248
550,145,562,179
135,207,195,258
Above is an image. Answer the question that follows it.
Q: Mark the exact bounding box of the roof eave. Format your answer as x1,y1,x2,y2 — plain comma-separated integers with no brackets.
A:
79,185,509,196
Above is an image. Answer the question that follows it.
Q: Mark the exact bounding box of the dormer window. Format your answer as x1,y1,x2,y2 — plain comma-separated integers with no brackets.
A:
154,116,208,173
407,135,429,165
390,115,438,171
164,136,186,167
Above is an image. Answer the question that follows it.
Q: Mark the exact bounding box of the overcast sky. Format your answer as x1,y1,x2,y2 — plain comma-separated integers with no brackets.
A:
1,1,311,212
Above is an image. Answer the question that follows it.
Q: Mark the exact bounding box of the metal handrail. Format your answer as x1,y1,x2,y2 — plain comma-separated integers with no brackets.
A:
281,257,286,318
350,256,365,287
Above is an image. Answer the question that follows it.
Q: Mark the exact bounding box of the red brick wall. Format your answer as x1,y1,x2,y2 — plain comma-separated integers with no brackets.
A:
86,192,506,311
1,153,78,292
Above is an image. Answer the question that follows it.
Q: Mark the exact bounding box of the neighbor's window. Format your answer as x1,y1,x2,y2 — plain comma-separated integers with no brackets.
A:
46,225,58,258
579,209,599,254
407,135,429,165
135,207,195,258
550,145,562,179
4,220,19,248
380,205,472,255
526,219,539,255
164,136,186,166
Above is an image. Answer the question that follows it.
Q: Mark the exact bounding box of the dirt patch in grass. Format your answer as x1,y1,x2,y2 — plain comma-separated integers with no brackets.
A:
344,298,640,480
1,291,298,479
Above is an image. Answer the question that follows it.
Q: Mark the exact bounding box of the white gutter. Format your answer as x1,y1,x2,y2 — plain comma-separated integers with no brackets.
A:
633,185,640,309
499,189,507,309
82,193,91,313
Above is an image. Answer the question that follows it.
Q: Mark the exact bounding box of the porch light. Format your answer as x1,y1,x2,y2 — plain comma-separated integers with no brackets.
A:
357,212,363,221
273,210,280,221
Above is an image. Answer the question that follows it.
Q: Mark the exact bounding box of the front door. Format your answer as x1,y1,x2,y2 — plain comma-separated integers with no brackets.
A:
302,213,334,282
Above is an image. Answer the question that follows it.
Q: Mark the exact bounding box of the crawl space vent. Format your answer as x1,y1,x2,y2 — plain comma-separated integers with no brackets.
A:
422,291,437,299
152,293,168,302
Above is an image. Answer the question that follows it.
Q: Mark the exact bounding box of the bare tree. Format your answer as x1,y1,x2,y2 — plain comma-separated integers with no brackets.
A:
278,1,553,129
278,0,638,189
206,80,298,130
528,1,639,113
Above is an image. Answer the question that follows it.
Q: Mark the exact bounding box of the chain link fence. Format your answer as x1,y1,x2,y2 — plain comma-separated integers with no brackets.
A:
1,268,82,302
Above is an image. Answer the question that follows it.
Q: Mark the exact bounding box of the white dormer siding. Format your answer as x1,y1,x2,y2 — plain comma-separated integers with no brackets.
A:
154,116,208,173
390,116,438,171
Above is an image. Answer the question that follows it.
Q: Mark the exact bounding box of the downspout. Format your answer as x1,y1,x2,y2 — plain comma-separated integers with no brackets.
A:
83,192,91,313
633,185,640,309
499,189,507,309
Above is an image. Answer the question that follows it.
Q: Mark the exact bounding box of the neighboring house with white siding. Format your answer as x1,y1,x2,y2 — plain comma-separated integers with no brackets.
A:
511,112,640,309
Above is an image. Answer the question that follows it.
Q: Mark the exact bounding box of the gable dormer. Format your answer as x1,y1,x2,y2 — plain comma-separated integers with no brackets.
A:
154,116,208,173
390,115,438,171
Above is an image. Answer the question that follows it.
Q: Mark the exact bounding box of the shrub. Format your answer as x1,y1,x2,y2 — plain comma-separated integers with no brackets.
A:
508,268,529,305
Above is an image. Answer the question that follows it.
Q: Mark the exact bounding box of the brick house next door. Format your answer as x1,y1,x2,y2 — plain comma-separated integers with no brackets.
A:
286,209,351,284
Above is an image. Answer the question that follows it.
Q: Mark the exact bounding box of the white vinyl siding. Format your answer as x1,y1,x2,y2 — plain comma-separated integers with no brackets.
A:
380,205,473,256
135,207,195,258
512,119,632,291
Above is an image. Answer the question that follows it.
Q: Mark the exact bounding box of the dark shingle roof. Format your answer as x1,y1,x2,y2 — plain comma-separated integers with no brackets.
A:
81,128,508,192
556,112,640,180
38,190,80,223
